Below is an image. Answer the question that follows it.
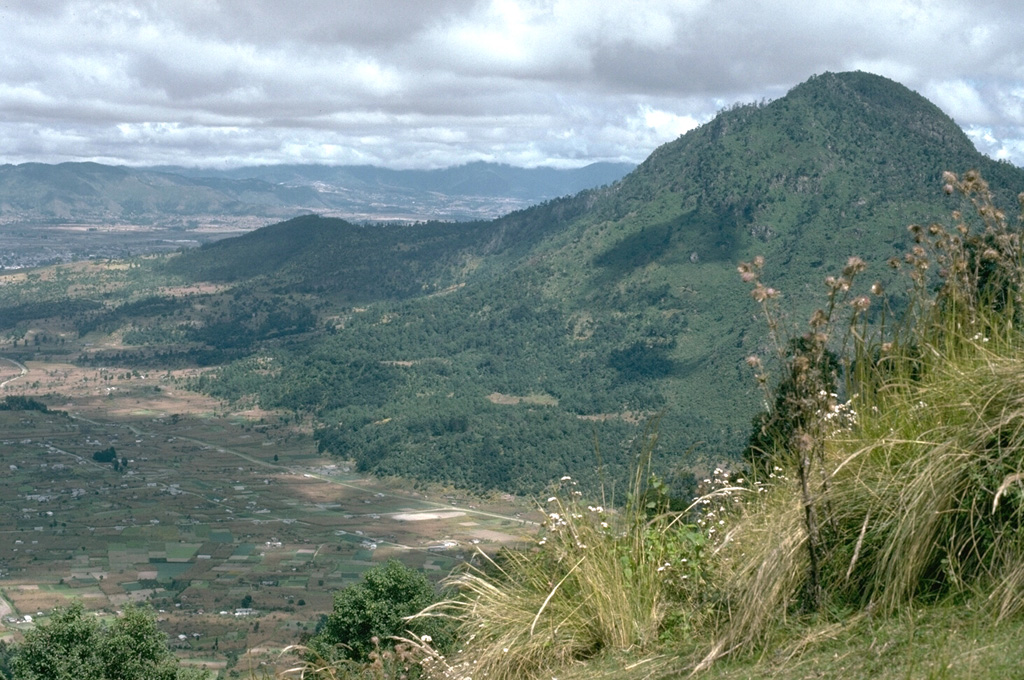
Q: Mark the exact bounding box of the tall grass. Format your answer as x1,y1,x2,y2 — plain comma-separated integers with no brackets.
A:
422,427,724,680
699,171,1024,670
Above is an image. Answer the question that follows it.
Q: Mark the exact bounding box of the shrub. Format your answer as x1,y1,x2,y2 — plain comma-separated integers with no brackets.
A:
10,601,204,680
92,446,117,463
307,560,451,664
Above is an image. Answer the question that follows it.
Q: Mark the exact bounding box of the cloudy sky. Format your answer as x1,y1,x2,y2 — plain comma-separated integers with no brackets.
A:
3,0,1024,169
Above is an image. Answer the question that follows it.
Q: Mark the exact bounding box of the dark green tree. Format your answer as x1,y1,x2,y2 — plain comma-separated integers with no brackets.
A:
308,560,450,663
101,605,184,680
742,335,841,480
10,602,206,680
11,601,103,680
92,447,117,463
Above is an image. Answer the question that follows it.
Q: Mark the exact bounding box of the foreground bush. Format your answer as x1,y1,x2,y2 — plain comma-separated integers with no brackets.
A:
307,560,452,665
9,601,206,680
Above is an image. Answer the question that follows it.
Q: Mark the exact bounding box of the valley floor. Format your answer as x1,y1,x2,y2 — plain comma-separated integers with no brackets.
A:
0,354,536,676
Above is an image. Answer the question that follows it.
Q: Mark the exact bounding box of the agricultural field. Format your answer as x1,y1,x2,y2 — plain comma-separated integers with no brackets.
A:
0,355,536,676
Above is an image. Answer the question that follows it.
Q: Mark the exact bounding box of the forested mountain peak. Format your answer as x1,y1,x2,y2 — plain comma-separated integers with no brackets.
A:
159,71,1024,492
13,71,1024,496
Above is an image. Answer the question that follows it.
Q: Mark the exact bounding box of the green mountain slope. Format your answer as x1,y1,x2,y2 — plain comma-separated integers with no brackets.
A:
164,182,608,301
22,71,1024,496
471,70,1024,475
164,214,490,299
166,72,1024,493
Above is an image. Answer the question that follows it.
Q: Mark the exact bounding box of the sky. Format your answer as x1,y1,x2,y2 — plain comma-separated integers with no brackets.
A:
2,0,1024,170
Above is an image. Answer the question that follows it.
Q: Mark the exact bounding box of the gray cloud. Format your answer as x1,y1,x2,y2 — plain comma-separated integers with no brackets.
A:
1,0,1023,168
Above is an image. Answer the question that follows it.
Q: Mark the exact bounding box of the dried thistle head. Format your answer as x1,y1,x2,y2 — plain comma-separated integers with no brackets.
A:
738,260,761,283
809,308,828,329
843,256,867,278
793,353,811,370
793,431,815,453
751,284,779,302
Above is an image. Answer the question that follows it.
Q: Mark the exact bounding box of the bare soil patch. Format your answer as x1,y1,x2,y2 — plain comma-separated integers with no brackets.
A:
391,511,466,521
486,392,559,406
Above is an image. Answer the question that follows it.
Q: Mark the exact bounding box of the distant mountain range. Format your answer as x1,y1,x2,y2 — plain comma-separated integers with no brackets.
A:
0,160,635,225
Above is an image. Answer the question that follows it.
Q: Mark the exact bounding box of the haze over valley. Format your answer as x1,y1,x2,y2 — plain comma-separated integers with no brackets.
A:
0,161,633,268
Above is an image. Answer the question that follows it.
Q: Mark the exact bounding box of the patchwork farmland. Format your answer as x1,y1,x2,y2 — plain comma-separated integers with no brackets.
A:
0,358,535,674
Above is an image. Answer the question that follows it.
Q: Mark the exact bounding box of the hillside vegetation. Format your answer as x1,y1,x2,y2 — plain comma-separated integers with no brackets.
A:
4,71,1024,499
4,71,1024,679
161,71,1024,494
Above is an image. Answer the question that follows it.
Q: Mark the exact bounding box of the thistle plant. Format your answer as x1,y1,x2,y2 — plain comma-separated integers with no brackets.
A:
738,252,872,610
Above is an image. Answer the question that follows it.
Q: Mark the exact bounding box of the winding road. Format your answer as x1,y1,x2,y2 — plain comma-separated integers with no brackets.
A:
0,357,28,389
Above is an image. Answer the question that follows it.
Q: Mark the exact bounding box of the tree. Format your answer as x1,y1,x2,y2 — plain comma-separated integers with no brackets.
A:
101,606,181,680
92,447,117,463
308,559,450,662
742,335,841,480
11,602,103,680
10,602,206,680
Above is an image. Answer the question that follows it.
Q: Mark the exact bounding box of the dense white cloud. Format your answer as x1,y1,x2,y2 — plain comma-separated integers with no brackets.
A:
1,0,1023,168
